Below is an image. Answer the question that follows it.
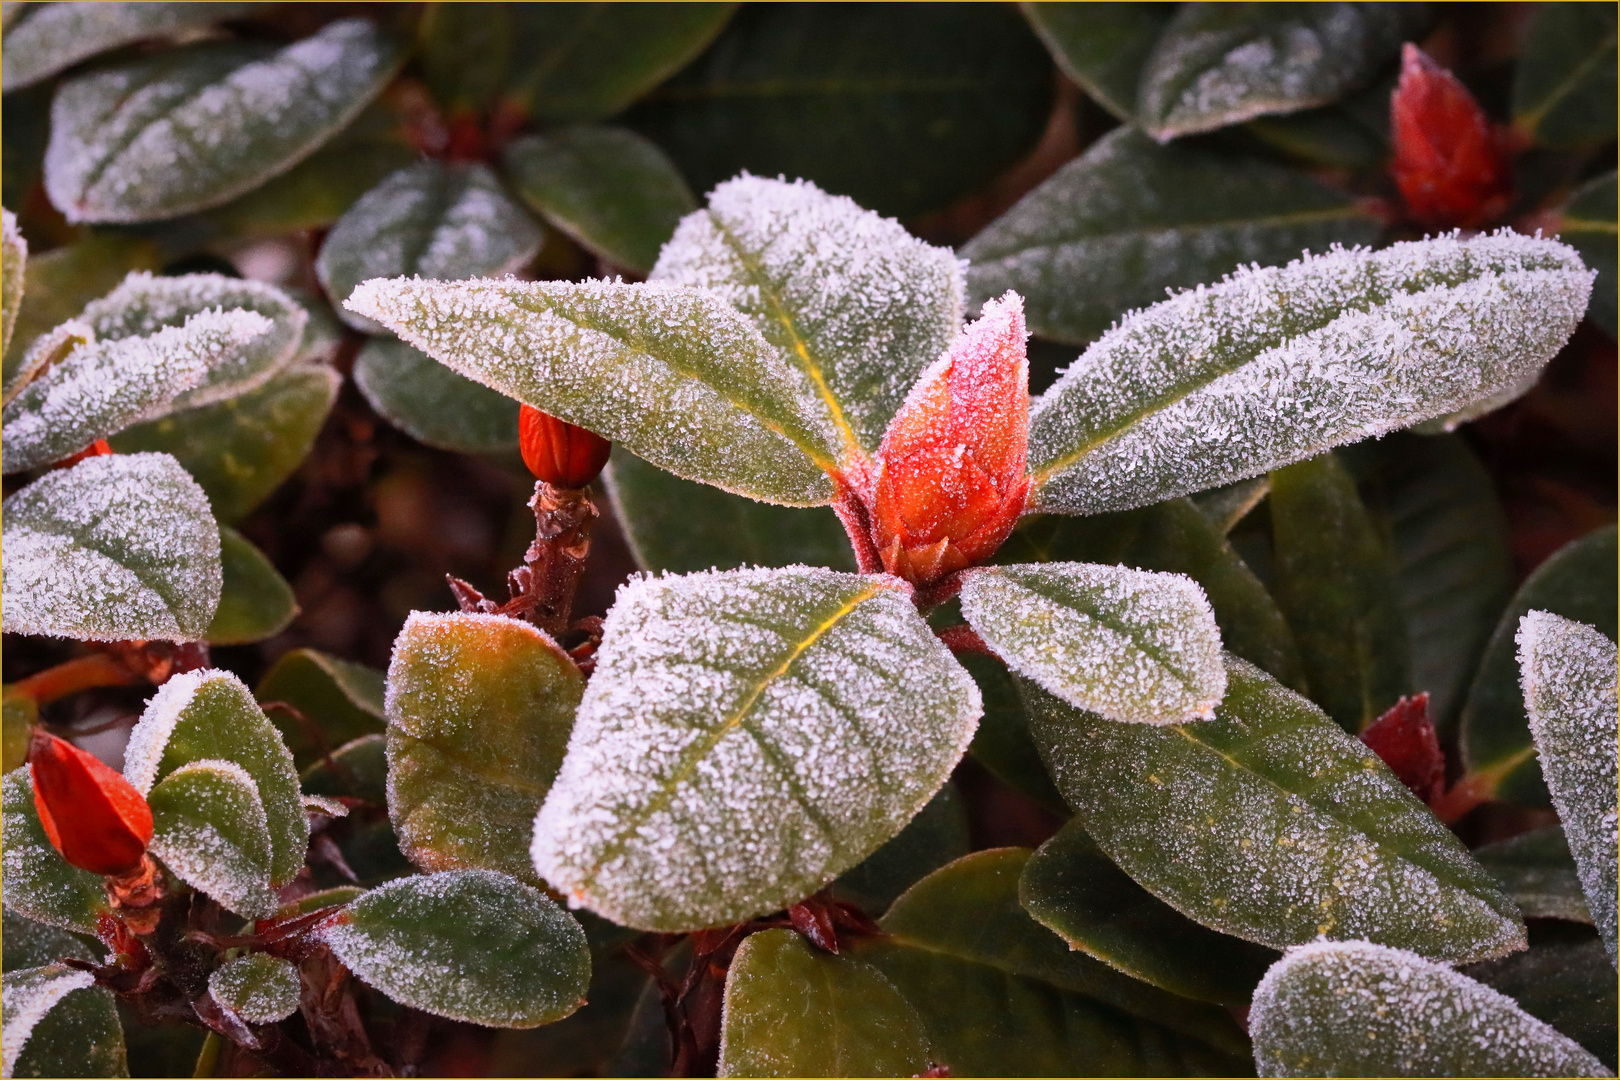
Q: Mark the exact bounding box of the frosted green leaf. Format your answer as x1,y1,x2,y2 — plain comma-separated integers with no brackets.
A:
386,611,582,884
1512,2,1617,150
1019,3,1175,121
1,208,22,361
1463,923,1618,1068
316,161,544,334
1028,232,1594,516
1,964,127,1080
147,759,277,919
1026,654,1526,963
960,562,1225,725
650,174,965,460
0,2,260,93
323,870,590,1029
353,337,518,454
345,276,838,506
256,648,385,770
1250,940,1613,1078
1518,611,1619,965
207,527,297,646
832,782,969,918
302,735,387,806
717,929,932,1078
208,953,300,1024
1,453,221,642
124,668,307,886
0,768,109,935
44,19,404,223
1,307,272,473
1,910,98,973
531,566,981,931
1472,826,1591,924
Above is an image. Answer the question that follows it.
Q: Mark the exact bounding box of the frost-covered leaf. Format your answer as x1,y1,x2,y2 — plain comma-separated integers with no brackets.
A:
1,911,97,973
960,562,1226,726
832,782,970,918
1,964,127,1080
650,174,964,460
147,759,277,919
1026,654,1526,962
1,453,221,642
352,338,518,454
531,566,980,931
1138,3,1417,141
718,928,931,1078
1557,170,1616,337
256,648,385,770
1027,232,1594,516
44,19,404,223
317,161,544,334
961,127,1380,345
1,208,22,361
301,735,387,805
605,448,854,575
1472,826,1591,924
0,2,260,93
387,612,582,884
1518,611,1619,965
345,276,838,506
1250,940,1613,1078
1,307,272,473
124,668,306,886
208,953,299,1025
0,768,109,935
1512,2,1617,149
505,127,696,275
111,364,340,523
1019,3,1174,121
207,527,297,646
324,869,590,1028
1019,816,1279,1005
1465,923,1618,1070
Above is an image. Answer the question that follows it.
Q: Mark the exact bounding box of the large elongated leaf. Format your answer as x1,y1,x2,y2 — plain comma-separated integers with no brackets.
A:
0,768,109,935
146,759,277,919
832,782,969,917
353,338,519,454
1026,654,1525,963
531,566,980,930
962,127,1380,345
1019,3,1175,121
1,453,221,642
346,276,838,506
0,2,259,92
1557,171,1616,337
1027,232,1593,516
1,209,21,362
1,964,127,1079
44,19,404,223
207,528,297,646
1512,2,1618,149
1471,826,1590,924
959,652,1069,813
1464,922,1618,1069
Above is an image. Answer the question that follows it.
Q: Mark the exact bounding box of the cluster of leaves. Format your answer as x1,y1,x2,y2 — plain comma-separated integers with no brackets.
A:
0,3,1615,1078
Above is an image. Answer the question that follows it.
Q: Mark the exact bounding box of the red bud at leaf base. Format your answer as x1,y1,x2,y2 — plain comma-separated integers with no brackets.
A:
1358,692,1445,805
1390,44,1512,230
29,728,153,876
519,405,611,488
868,292,1030,586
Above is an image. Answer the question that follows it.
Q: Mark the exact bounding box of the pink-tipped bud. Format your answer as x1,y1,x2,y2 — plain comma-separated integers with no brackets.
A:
519,405,611,489
29,729,153,877
1390,44,1512,230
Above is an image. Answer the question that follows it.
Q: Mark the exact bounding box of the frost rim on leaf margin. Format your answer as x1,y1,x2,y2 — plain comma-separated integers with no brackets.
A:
1,964,97,1079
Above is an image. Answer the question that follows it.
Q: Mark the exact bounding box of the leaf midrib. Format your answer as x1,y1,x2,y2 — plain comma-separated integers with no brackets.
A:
1515,25,1618,131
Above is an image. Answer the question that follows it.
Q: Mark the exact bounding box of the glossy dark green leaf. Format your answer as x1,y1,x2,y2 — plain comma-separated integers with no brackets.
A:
1512,2,1618,149
1558,170,1616,337
1019,3,1175,121
1460,524,1618,806
256,648,386,770
147,759,278,919
960,652,1069,813
1191,476,1270,537
206,527,296,646
1,964,127,1079
208,953,300,1024
0,2,260,92
300,734,387,805
1473,826,1590,924
2,82,50,212
1026,655,1525,963
0,768,110,935
1464,921,1618,1071
353,337,519,454
832,782,970,917
1243,71,1393,170
1020,817,1279,1004
626,3,1055,219
1,911,97,973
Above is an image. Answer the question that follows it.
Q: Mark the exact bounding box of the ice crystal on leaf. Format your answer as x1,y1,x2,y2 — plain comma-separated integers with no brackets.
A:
146,758,278,919
1,964,97,1079
208,953,301,1025
0,2,260,93
0,768,109,936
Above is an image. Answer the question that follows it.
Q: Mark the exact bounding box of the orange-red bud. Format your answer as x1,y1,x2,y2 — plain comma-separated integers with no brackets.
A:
29,729,153,876
1389,43,1512,230
519,405,611,489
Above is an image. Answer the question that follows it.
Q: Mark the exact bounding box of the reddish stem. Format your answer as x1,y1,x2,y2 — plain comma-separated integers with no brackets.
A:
831,484,884,575
936,624,997,658
13,654,140,706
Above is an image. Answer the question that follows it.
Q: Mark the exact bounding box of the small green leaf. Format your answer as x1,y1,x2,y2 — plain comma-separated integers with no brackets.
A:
1,910,97,973
44,19,405,223
2,452,221,642
324,869,590,1028
1,208,22,362
0,2,260,93
962,126,1380,345
317,161,544,334
1019,817,1279,1004
0,689,31,774
1019,2,1175,121
1512,2,1618,149
959,652,1069,813
124,668,307,887
2,964,127,1079
301,734,387,805
1557,170,1616,337
1471,826,1591,924
352,338,519,454
961,562,1226,725
1464,922,1618,1070
1251,940,1612,1078
1026,654,1526,963
208,953,300,1024
532,567,981,931
206,527,296,646
832,782,970,918
718,928,932,1078
256,648,386,769
147,759,277,919
387,611,582,884
0,768,109,935
505,126,696,275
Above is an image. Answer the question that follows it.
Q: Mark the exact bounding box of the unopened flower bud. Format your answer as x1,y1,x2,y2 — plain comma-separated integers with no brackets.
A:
1390,43,1512,230
519,405,611,489
29,729,152,876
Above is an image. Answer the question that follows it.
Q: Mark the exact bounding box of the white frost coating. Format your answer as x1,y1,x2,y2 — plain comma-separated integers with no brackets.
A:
345,275,838,506
1,452,221,642
1029,231,1593,515
208,953,301,1024
147,758,278,919
1517,610,1619,966
1,307,272,472
1250,940,1613,1077
1,964,96,1079
651,173,965,457
1,2,259,92
960,562,1226,725
532,565,981,930
1,207,23,365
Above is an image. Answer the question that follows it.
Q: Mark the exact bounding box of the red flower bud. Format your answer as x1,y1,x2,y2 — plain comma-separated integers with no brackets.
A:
519,405,611,489
867,293,1030,586
29,729,153,876
1389,43,1512,230
1359,692,1445,806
